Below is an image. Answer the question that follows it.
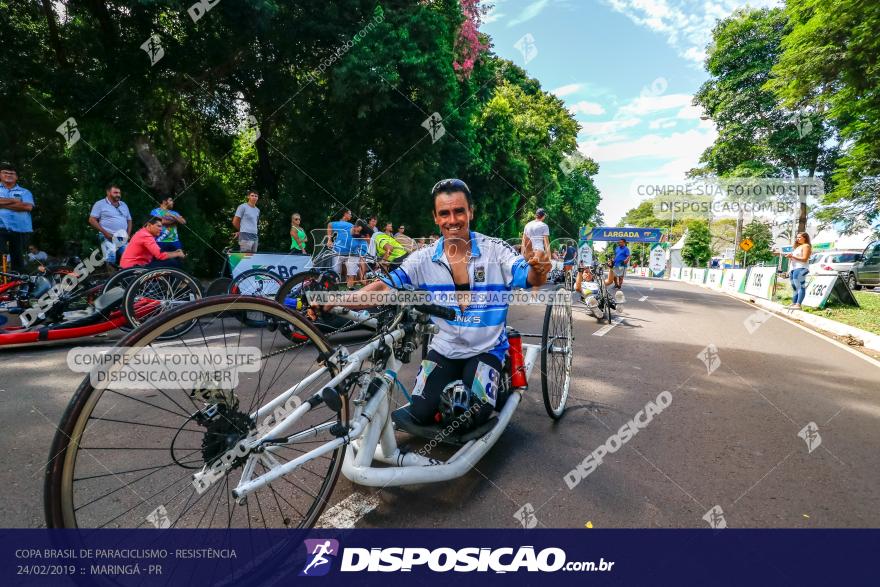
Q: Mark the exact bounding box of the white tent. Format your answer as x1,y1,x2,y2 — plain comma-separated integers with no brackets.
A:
669,231,686,269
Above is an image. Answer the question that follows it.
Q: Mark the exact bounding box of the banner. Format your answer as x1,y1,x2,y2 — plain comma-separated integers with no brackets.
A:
227,252,313,279
671,267,682,280
690,268,706,284
680,267,692,281
0,529,876,585
744,266,777,300
648,244,666,277
588,227,662,242
802,274,860,309
721,269,748,293
706,269,724,289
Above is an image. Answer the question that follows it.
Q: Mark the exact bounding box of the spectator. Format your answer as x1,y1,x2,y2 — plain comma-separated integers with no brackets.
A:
89,184,132,265
375,231,408,266
785,232,812,310
327,209,353,276
119,216,185,269
367,215,379,234
27,244,48,264
522,208,550,261
0,163,35,272
395,224,416,252
289,212,307,254
606,238,630,303
348,220,370,288
383,222,394,235
233,190,261,252
150,196,186,253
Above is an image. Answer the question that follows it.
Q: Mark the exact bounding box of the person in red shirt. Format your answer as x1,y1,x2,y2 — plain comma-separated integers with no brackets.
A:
120,216,186,269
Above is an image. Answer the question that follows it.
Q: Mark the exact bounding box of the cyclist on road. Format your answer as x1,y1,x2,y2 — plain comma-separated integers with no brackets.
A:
521,208,550,261
606,238,629,303
330,179,551,428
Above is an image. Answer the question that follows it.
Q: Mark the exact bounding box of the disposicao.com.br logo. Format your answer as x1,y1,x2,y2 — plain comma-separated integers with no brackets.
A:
299,540,614,575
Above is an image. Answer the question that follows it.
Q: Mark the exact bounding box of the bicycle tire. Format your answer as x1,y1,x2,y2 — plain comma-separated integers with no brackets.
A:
541,288,572,420
44,296,347,530
275,270,357,341
122,268,202,338
101,267,148,332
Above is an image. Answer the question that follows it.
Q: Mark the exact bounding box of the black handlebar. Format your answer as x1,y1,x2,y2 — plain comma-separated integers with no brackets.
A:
414,303,457,321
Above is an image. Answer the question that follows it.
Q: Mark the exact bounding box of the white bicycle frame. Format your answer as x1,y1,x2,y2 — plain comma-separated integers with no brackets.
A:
222,315,540,500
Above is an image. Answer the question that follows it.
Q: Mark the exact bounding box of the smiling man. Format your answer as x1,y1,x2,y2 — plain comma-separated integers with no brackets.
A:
334,178,550,428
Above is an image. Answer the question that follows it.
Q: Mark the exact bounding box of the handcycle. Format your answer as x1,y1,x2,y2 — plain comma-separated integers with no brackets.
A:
578,262,619,323
44,285,573,529
0,265,202,348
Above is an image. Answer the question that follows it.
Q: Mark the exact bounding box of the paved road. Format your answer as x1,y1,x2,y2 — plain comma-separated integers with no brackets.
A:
2,278,878,528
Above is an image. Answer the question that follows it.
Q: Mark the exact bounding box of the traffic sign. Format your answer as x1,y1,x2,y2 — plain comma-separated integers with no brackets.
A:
739,238,754,252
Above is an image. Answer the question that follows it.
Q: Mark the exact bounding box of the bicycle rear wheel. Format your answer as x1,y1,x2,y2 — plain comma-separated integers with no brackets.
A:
229,269,284,328
541,287,572,420
44,296,347,529
122,268,202,337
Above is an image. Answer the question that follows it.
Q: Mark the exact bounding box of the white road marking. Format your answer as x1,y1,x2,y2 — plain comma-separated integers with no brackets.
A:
153,333,236,347
592,316,624,337
639,296,648,302
315,492,380,528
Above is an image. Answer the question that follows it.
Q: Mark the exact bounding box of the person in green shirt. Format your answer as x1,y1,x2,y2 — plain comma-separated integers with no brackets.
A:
290,212,307,253
374,232,407,266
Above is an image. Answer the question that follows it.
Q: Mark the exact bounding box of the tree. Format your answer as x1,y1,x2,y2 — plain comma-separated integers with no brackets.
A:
767,0,880,235
693,8,837,238
736,220,775,265
681,220,714,266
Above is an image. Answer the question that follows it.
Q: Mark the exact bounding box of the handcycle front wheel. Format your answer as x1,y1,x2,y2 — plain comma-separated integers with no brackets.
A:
540,286,572,420
44,296,348,530
228,269,285,328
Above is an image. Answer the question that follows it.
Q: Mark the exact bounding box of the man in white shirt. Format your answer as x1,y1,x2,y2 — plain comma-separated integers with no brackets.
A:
521,208,550,261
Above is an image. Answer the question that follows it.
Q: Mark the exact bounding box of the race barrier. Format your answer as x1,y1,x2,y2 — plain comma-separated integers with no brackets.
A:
227,252,313,279
681,267,692,281
706,269,724,290
802,274,860,309
690,268,707,285
743,266,777,300
671,267,682,281
721,269,748,294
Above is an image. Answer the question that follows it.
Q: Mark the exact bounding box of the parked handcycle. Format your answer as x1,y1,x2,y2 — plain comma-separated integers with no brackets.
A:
0,266,202,348
44,286,573,528
578,262,619,323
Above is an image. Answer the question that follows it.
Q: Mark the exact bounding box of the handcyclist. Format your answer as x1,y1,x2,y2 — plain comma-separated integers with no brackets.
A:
119,216,186,269
574,239,596,299
327,179,551,428
606,237,629,303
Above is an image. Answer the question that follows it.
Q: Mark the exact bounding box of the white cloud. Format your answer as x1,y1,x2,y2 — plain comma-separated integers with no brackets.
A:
648,117,678,129
568,101,606,116
619,93,692,115
602,0,782,63
579,117,641,136
508,0,553,27
551,83,585,97
580,126,717,163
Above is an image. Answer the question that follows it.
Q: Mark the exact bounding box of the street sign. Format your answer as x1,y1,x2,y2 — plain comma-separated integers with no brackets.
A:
739,238,754,252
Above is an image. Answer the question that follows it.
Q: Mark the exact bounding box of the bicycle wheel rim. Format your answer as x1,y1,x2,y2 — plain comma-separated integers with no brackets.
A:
45,297,346,530
541,289,571,419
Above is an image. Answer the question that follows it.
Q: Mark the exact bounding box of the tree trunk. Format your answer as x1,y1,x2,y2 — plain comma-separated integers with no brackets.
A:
39,0,66,68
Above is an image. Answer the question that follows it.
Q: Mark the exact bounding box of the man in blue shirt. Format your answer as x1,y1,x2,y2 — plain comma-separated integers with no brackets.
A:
327,209,353,280
606,238,630,303
0,163,35,272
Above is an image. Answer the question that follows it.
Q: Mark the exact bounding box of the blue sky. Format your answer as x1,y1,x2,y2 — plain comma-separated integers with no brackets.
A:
481,0,780,225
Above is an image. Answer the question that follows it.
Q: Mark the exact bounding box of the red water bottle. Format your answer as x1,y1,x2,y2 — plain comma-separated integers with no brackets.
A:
507,329,527,389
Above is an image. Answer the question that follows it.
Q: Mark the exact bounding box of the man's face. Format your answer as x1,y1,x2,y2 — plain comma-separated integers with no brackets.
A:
384,223,392,234
247,192,259,205
342,210,352,221
619,239,626,248
0,169,17,186
107,187,122,202
164,198,174,209
433,192,472,240
368,218,377,228
146,221,163,237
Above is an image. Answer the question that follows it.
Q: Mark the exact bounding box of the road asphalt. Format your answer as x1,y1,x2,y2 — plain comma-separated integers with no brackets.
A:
1,277,878,528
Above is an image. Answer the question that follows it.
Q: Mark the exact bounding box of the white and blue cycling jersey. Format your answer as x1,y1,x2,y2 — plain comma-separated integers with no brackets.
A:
383,231,530,361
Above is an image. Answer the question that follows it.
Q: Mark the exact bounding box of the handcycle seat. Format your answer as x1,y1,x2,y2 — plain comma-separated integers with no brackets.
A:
93,286,125,315
391,407,498,448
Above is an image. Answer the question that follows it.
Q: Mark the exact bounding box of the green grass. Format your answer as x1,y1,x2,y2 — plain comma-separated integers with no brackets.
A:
773,281,880,335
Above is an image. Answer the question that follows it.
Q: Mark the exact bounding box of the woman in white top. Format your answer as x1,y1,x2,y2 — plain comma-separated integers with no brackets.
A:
785,232,812,309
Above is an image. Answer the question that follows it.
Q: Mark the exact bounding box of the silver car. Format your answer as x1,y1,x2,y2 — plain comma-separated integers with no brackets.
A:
808,250,864,288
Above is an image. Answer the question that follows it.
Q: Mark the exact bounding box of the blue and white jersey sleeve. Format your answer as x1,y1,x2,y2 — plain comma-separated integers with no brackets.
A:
383,248,427,289
492,238,530,289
